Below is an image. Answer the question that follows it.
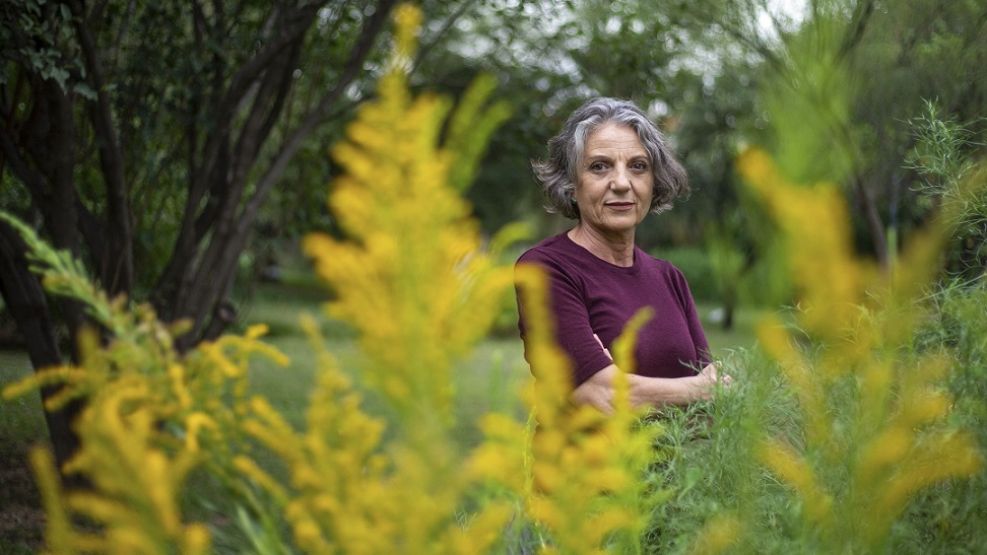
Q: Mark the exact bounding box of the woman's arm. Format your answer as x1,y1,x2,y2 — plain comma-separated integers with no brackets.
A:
572,362,726,415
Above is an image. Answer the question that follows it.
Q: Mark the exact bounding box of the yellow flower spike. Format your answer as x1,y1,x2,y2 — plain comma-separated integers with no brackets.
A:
512,262,664,552
585,467,629,492
445,501,513,555
2,365,84,402
76,324,103,367
689,513,743,555
867,432,982,543
40,383,86,412
144,450,181,534
741,146,983,551
305,6,518,427
857,357,893,428
292,518,329,555
182,523,211,555
854,426,912,487
184,412,218,452
199,342,242,378
29,447,74,554
244,323,269,339
758,438,832,524
105,527,160,554
738,148,866,338
64,493,131,525
168,364,193,410
900,390,951,425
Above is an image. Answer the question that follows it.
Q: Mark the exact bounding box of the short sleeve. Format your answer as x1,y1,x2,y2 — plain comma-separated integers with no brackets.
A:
668,265,712,368
515,256,613,387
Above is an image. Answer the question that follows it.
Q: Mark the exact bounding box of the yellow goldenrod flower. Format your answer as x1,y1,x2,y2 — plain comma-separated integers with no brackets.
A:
29,447,74,554
688,513,743,555
302,3,512,427
501,264,662,554
740,147,983,551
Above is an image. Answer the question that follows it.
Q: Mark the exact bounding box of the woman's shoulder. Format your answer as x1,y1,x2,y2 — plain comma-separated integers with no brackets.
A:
636,250,695,300
516,233,573,266
635,247,680,275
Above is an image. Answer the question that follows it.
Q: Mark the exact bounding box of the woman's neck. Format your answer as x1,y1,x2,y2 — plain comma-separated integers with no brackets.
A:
568,224,635,267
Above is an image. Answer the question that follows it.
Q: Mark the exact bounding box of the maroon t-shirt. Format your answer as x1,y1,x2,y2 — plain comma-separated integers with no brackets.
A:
516,233,712,387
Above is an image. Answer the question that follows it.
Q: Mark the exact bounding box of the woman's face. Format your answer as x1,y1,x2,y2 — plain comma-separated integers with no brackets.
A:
574,123,654,237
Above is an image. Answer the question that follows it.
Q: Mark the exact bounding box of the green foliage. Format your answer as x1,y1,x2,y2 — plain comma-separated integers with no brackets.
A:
0,213,125,333
705,224,745,308
906,101,987,275
899,278,987,552
906,101,982,197
644,350,799,554
0,0,87,95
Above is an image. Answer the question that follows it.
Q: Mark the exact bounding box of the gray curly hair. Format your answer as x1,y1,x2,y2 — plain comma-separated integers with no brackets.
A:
532,97,689,219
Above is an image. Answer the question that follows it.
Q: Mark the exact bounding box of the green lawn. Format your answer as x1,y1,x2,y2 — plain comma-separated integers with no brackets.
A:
0,350,43,450
695,301,762,357
0,294,763,452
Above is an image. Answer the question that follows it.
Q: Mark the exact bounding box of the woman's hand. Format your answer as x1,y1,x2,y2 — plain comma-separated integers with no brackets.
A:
698,361,732,387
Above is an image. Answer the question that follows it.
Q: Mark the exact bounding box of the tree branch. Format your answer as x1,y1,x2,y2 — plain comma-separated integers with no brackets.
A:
0,126,47,203
175,0,397,345
837,0,875,62
69,0,134,295
411,0,477,74
239,0,398,231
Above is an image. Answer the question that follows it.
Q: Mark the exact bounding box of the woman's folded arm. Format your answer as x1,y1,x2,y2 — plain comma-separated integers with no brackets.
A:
571,362,726,414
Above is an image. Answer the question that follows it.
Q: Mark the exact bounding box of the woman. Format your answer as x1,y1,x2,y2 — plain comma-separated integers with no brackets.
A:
516,97,728,414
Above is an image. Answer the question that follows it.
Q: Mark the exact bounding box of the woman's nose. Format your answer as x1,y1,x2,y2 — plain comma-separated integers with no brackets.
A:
610,167,632,190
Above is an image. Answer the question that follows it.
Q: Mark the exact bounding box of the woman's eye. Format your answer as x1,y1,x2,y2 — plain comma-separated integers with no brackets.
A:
589,162,607,171
631,161,649,171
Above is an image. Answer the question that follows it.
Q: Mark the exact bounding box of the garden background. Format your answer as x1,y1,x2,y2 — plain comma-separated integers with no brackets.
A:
1,1,986,553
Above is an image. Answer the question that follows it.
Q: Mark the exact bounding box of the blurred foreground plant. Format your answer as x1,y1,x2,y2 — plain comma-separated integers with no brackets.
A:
480,267,663,554
1,210,286,553
734,148,983,552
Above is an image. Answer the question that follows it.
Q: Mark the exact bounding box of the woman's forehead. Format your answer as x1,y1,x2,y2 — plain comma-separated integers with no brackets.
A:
585,123,646,156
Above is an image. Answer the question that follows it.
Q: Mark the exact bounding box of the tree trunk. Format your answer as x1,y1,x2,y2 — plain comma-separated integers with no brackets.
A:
853,176,889,270
722,301,735,331
0,222,80,474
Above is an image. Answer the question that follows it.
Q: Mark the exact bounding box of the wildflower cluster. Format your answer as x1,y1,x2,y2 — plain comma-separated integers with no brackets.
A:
737,148,983,551
303,4,514,427
0,214,287,553
473,266,662,554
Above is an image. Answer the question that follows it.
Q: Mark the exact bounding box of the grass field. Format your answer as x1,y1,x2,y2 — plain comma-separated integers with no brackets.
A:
0,287,763,452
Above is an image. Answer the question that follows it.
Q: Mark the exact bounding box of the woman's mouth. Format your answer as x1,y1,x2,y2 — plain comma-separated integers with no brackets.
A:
605,202,635,211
